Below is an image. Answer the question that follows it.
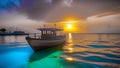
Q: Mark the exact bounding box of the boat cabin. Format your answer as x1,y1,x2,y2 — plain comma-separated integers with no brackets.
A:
37,28,64,40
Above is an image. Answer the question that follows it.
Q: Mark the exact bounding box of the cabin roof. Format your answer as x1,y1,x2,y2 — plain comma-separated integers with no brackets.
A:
38,28,63,31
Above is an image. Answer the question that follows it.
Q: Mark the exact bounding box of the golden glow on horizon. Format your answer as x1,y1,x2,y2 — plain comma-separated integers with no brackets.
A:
62,18,78,33
64,23,77,32
57,16,89,33
67,24,72,28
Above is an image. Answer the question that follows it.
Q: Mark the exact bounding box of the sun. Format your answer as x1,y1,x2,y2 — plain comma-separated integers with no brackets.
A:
60,16,85,33
63,23,76,33
67,24,72,29
61,18,78,33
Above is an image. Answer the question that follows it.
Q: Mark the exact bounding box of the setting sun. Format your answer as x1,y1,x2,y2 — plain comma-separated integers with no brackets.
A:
61,18,78,33
67,24,72,29
63,23,77,33
59,16,88,33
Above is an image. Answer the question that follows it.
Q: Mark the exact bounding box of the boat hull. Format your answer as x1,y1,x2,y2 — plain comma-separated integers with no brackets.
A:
26,38,66,51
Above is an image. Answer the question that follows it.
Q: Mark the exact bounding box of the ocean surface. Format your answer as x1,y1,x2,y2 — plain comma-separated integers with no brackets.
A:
0,33,120,68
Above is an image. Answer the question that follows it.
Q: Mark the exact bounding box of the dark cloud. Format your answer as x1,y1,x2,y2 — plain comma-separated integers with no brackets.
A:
0,0,120,22
19,0,60,20
20,0,120,22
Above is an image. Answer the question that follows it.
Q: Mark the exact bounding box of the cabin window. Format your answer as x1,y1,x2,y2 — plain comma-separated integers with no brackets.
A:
47,31,51,34
51,31,54,34
43,31,46,34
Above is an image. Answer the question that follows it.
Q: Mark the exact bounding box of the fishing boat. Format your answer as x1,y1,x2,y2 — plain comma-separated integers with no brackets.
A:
26,28,66,51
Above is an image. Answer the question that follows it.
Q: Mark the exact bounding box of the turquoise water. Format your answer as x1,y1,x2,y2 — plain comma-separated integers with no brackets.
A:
0,34,120,68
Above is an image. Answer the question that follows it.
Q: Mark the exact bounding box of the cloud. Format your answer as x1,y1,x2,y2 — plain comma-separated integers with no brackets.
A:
86,14,120,33
0,12,44,28
63,0,73,7
0,0,120,33
0,0,120,22
86,14,120,24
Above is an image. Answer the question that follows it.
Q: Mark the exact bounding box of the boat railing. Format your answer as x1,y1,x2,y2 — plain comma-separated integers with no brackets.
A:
26,33,66,39
27,33,42,39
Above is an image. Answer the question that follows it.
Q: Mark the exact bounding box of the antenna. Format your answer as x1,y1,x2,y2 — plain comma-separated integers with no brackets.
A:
44,24,46,28
54,24,56,28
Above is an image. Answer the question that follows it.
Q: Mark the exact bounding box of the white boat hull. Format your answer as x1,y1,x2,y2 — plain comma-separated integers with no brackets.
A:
26,38,66,51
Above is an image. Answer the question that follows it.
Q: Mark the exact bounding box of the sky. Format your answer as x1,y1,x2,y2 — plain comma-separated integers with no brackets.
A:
0,0,120,33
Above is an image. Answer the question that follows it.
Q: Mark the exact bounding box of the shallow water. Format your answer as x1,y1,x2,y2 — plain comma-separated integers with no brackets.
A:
0,34,120,68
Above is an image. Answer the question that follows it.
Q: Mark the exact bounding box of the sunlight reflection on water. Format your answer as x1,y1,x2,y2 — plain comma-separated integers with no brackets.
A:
62,33,120,68
0,34,120,68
